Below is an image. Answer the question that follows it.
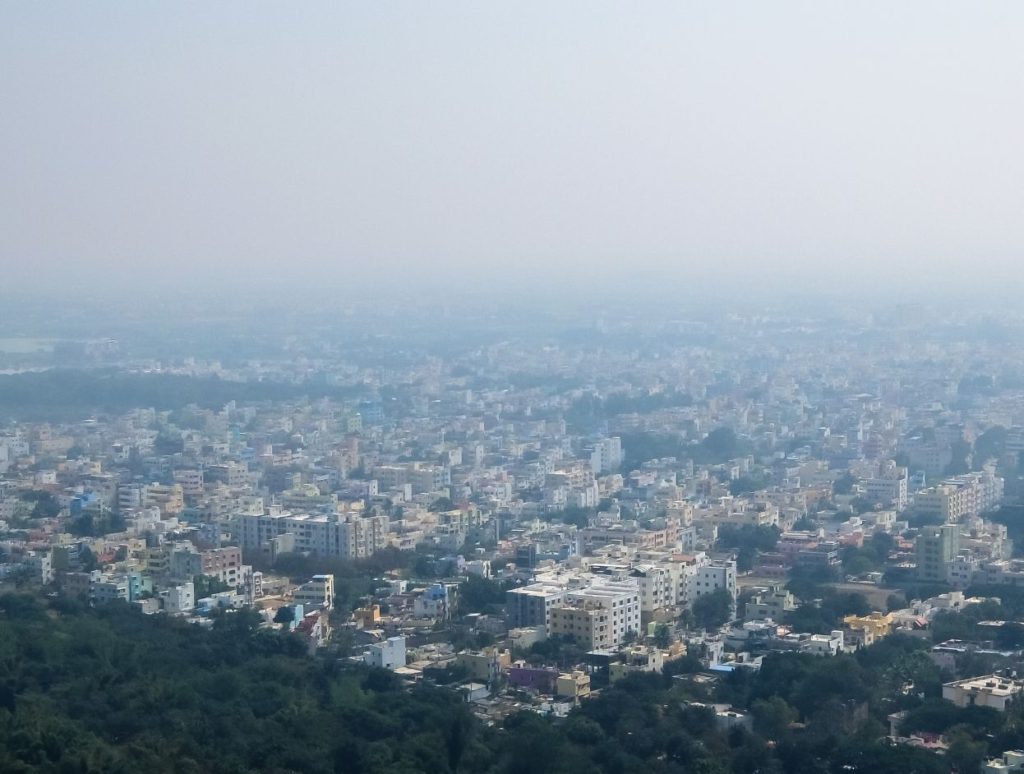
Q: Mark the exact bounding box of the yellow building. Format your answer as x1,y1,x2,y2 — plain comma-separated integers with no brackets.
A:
143,483,185,515
456,648,512,684
843,612,895,640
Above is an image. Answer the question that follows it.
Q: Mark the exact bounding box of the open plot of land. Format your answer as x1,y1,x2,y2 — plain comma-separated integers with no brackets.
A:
739,576,901,610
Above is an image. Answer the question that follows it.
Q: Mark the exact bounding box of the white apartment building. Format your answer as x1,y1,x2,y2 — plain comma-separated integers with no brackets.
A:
629,564,676,614
160,582,195,615
118,484,143,511
915,484,972,522
863,462,909,511
372,465,408,491
692,558,738,603
365,636,406,670
978,559,1024,588
547,580,641,650
236,508,389,559
293,574,335,610
587,437,623,475
915,469,1004,522
625,550,709,610
950,553,979,589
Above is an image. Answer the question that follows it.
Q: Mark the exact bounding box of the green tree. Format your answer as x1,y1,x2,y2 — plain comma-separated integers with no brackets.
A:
717,524,780,572
751,697,798,739
699,427,741,463
193,575,231,599
458,574,508,615
729,475,766,496
653,623,672,648
973,425,1007,468
21,489,62,519
691,589,734,630
833,473,856,495
153,431,184,455
273,605,296,626
886,593,906,612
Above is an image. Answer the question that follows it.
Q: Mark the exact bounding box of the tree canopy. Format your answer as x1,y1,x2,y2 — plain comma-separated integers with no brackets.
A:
691,589,734,630
0,592,994,774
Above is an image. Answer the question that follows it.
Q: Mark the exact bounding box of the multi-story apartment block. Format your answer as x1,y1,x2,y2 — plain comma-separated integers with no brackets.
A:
629,564,676,615
205,462,251,489
863,461,909,511
978,559,1024,588
159,582,195,615
236,508,389,560
915,468,1003,522
585,437,623,475
914,484,970,522
578,520,680,553
666,501,695,527
143,483,185,515
505,583,566,629
293,574,335,610
916,524,959,583
173,469,204,498
692,558,737,602
163,543,245,589
372,465,408,491
92,576,130,605
547,580,641,649
365,636,406,670
118,484,143,512
902,438,954,478
368,463,451,495
201,546,245,588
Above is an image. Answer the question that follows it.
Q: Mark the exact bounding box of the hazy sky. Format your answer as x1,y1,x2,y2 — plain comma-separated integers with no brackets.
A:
2,2,1024,294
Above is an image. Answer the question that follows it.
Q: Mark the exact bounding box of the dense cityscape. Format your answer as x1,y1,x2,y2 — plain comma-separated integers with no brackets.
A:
5,2,1024,771
2,296,1024,772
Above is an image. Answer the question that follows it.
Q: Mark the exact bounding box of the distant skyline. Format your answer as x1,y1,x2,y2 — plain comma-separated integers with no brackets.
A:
3,2,1024,295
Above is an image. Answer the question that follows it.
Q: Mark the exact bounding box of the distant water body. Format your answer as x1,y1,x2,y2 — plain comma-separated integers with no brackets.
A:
0,338,55,353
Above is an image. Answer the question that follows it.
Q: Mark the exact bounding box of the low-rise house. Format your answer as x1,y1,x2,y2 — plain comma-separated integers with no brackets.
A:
943,674,1024,711
985,750,1024,773
365,636,407,670
506,661,559,694
556,671,591,703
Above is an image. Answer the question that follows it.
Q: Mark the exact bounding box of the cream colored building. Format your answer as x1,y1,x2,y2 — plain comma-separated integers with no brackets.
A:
556,671,591,702
547,581,641,649
944,675,1024,711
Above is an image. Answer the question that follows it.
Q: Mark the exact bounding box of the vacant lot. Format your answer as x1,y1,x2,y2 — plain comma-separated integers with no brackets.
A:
739,576,901,610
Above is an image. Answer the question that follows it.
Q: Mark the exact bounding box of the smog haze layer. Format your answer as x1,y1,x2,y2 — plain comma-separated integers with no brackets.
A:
2,2,1024,301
